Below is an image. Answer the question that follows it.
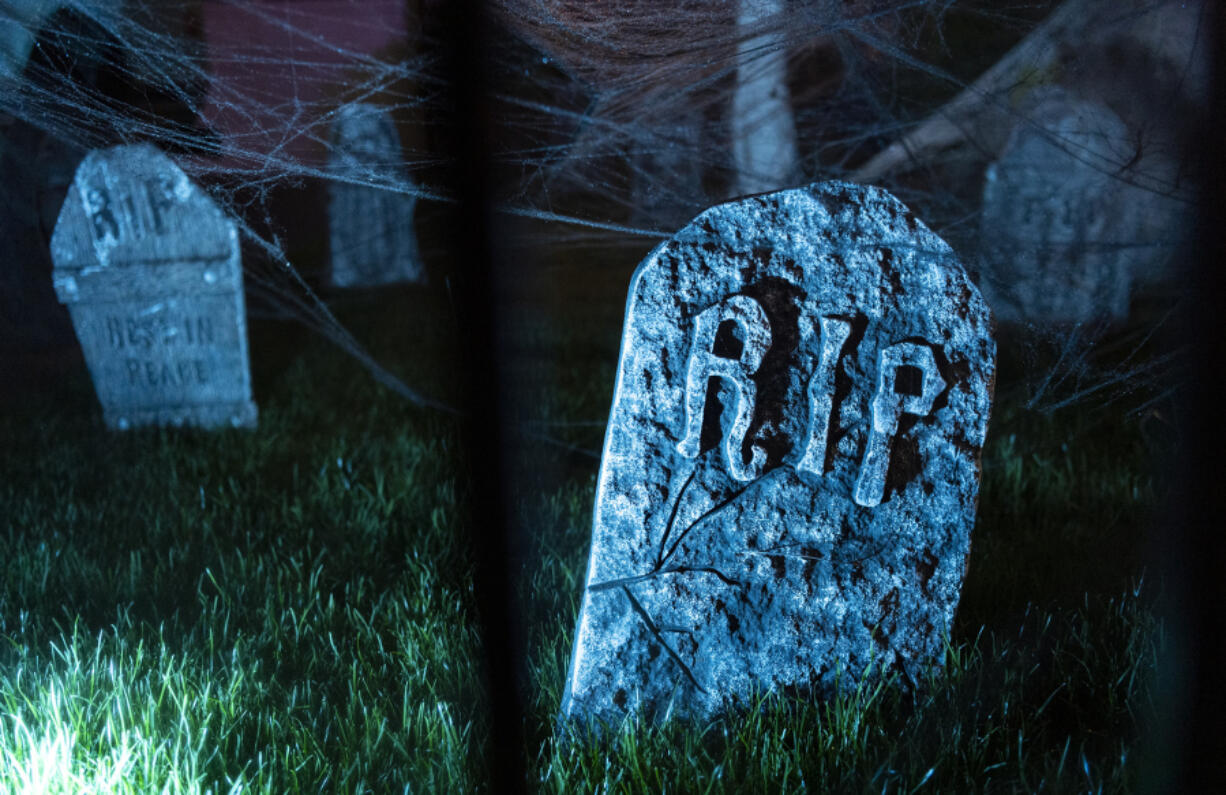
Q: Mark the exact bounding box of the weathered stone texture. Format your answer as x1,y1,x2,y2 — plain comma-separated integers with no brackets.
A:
50,143,257,430
561,182,995,727
328,103,424,287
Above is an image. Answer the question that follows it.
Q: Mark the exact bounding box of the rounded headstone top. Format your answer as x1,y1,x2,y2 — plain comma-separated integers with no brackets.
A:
562,181,996,726
328,102,403,172
50,143,233,271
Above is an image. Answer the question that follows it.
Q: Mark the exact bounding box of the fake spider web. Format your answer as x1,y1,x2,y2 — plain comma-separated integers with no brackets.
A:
0,0,1202,427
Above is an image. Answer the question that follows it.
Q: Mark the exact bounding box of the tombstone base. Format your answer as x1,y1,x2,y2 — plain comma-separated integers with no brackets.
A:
103,400,258,431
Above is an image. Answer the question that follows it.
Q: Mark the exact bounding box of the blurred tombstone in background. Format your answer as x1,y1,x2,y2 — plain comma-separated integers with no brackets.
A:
977,91,1183,325
0,1,216,401
561,182,995,727
50,143,258,430
853,0,1204,326
327,103,425,288
0,2,127,395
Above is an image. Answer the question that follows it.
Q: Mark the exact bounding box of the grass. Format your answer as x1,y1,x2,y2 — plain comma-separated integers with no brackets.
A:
0,273,1176,792
516,333,1170,792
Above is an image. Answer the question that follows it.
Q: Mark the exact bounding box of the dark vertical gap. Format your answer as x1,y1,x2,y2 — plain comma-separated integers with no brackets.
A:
431,1,527,791
1166,3,1225,792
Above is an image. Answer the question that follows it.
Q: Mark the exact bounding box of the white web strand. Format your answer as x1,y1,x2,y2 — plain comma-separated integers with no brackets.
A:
0,0,1202,425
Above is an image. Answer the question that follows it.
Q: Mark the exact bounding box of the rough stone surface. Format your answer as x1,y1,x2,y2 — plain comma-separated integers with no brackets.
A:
327,103,424,287
561,181,995,727
50,143,257,430
978,91,1182,324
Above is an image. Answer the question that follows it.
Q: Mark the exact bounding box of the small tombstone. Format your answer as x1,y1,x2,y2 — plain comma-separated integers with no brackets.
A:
560,182,995,727
327,103,424,287
50,143,258,430
978,92,1179,324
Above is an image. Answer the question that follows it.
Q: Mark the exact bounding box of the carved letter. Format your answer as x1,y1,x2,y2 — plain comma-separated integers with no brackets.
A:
145,175,176,235
676,295,771,482
106,317,124,350
796,315,852,476
83,186,119,246
853,342,945,507
197,316,215,345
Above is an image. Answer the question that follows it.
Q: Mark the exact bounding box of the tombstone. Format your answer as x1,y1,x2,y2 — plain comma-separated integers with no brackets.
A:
978,91,1182,325
50,143,258,430
560,182,995,727
327,103,425,287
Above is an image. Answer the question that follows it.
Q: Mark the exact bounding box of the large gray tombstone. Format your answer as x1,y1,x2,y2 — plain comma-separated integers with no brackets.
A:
327,103,424,287
978,93,1179,324
561,182,995,727
50,144,258,430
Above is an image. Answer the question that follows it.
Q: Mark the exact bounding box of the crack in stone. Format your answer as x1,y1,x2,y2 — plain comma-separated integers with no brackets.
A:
654,461,701,570
622,586,706,694
658,480,752,570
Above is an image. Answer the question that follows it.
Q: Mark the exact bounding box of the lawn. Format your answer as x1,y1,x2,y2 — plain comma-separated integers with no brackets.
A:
0,263,1178,792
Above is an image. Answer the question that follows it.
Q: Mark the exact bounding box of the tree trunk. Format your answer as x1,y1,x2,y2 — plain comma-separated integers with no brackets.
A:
732,0,799,196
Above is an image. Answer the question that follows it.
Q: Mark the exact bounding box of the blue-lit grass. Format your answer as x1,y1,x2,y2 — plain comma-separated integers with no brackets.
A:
1,294,488,792
519,472,1163,792
516,305,1171,792
0,286,1173,791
